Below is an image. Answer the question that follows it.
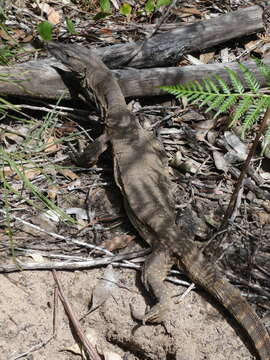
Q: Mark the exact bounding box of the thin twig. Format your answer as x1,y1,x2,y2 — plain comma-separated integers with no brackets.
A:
220,107,270,230
0,249,151,273
52,270,101,360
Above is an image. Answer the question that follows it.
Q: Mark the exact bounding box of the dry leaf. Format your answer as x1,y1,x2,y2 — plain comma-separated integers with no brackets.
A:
255,211,270,225
48,8,61,25
31,211,59,233
194,118,216,141
47,184,59,200
19,168,42,180
38,2,61,24
58,168,78,180
8,167,42,180
110,0,119,10
178,7,202,15
104,234,135,251
199,52,215,64
186,54,203,65
0,29,16,44
20,34,33,43
1,166,15,177
64,328,98,359
29,253,45,263
44,136,59,153
103,351,122,360
89,265,119,313
244,39,262,52
213,150,229,173
224,131,247,160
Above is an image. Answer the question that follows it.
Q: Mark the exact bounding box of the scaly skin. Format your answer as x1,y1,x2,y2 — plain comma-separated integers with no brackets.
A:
48,41,270,360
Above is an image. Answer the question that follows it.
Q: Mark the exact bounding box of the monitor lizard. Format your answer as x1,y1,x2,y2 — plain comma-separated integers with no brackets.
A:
48,41,270,360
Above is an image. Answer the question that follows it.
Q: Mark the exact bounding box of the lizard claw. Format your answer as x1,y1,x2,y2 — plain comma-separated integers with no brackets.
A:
130,303,167,324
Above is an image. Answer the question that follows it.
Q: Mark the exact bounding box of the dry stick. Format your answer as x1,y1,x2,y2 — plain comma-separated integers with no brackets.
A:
10,336,55,360
52,270,101,360
53,284,58,339
220,106,270,230
0,249,151,273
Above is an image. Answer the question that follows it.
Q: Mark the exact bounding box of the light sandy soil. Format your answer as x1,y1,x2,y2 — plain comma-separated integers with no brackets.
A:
0,266,254,360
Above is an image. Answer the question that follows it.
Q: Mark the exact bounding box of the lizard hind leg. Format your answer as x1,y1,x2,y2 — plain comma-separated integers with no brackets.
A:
139,246,173,324
70,132,109,167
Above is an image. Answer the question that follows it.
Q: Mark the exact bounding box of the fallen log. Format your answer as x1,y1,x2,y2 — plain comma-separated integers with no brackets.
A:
0,5,264,100
97,5,263,68
1,57,270,100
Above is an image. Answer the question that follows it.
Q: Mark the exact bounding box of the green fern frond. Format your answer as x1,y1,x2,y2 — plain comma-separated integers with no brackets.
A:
241,96,269,137
194,80,204,92
225,67,244,93
214,95,238,118
203,78,220,94
214,75,231,94
252,57,270,87
199,94,217,107
261,124,270,154
230,96,253,127
205,95,225,113
238,62,260,93
160,59,270,140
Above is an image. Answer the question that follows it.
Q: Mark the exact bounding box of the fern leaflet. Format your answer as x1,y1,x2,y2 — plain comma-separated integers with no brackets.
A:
161,61,270,140
238,62,260,93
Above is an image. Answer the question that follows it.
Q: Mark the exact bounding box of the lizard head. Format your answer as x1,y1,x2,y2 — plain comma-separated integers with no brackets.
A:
47,41,90,73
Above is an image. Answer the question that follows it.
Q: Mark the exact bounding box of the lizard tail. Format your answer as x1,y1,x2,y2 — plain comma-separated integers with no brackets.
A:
180,249,270,360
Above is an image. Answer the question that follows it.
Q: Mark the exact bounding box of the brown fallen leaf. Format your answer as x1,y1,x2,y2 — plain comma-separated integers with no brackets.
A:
38,2,61,25
255,211,270,225
47,184,59,200
194,118,216,141
3,166,42,180
173,7,202,16
44,136,59,153
200,51,215,64
20,33,33,43
0,29,16,44
104,234,135,251
58,168,78,180
48,7,61,25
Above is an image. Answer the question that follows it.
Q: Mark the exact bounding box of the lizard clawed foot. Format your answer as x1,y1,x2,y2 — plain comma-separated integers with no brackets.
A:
68,132,109,167
130,302,168,324
130,303,171,334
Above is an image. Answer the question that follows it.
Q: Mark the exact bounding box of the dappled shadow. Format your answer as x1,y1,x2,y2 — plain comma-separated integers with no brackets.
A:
50,42,270,359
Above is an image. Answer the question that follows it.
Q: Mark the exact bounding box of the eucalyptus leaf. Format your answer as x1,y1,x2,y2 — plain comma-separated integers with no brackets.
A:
37,21,53,41
100,0,110,13
156,0,172,8
120,3,132,16
65,18,76,34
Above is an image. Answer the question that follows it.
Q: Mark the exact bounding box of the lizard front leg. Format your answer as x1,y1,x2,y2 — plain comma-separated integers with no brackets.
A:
70,131,109,167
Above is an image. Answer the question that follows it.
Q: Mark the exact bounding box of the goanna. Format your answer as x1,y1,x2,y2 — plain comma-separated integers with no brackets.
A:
48,41,270,360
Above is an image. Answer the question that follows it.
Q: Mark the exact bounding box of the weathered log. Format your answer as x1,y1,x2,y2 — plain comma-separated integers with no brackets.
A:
1,57,270,100
0,5,264,100
97,5,263,68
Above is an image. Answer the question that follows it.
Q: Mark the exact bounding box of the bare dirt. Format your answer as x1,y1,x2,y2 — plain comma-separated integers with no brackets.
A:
0,265,254,360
